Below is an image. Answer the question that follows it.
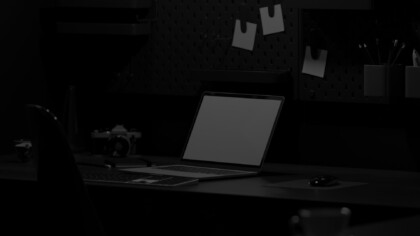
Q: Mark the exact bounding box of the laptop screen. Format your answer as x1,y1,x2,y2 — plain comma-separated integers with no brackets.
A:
182,92,283,166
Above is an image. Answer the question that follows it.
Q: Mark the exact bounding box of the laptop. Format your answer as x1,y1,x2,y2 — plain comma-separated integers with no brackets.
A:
121,91,285,180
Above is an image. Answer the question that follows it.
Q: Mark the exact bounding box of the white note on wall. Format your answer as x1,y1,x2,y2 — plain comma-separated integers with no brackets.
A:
260,4,285,35
302,45,328,78
232,19,257,51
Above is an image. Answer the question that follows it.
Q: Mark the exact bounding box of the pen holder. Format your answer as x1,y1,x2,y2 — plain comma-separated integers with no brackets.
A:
405,66,420,98
363,65,404,101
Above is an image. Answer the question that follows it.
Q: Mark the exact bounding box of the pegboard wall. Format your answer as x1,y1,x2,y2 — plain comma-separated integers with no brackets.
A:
110,0,299,95
45,2,420,103
299,9,417,103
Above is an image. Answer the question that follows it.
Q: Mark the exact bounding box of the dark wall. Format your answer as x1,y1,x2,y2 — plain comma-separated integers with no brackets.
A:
297,102,420,171
3,1,420,172
0,1,47,153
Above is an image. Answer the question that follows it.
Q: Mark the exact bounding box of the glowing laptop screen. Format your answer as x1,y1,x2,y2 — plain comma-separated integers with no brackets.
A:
183,94,282,166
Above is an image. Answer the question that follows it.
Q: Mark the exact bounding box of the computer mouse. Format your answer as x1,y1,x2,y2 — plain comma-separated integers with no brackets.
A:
309,175,339,187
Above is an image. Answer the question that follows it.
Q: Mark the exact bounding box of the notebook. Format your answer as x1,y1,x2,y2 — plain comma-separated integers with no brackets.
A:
121,91,285,180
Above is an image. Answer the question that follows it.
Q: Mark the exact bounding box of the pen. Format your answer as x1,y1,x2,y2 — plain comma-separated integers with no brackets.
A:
364,43,375,64
387,39,398,65
413,49,420,67
375,38,381,64
359,43,375,64
391,42,405,66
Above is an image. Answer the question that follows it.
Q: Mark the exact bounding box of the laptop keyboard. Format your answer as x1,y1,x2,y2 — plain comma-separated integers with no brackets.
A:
81,170,198,187
156,165,248,175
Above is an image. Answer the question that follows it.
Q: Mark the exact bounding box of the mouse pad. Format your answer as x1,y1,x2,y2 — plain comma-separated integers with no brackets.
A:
265,179,367,190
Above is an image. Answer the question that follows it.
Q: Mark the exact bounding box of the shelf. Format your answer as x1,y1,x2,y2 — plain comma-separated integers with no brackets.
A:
285,0,373,10
191,70,294,97
56,0,152,9
193,70,291,84
56,22,150,35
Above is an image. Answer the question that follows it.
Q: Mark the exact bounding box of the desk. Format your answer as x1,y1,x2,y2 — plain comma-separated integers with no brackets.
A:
2,154,420,235
349,215,420,235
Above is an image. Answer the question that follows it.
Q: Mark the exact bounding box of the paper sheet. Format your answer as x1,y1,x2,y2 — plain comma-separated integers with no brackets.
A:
302,46,328,78
260,4,285,35
232,19,257,51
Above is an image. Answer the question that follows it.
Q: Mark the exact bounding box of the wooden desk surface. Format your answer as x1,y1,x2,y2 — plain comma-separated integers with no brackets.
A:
349,215,420,235
3,153,420,235
2,153,420,210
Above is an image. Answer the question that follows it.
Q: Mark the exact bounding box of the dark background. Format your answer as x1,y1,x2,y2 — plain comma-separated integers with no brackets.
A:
2,0,420,171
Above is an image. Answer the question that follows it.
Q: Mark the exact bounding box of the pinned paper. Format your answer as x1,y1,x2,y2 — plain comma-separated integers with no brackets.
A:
302,46,328,78
232,19,257,51
260,4,285,35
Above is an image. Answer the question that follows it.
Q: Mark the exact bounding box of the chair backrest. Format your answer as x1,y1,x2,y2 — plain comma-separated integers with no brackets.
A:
25,104,105,235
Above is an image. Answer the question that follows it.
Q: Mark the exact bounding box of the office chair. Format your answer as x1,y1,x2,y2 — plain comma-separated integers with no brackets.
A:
25,104,106,236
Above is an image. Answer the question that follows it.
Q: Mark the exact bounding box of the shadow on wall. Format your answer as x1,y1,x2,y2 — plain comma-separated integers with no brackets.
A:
0,1,47,153
299,123,418,171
